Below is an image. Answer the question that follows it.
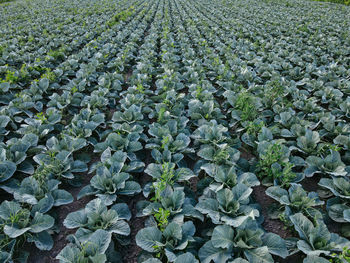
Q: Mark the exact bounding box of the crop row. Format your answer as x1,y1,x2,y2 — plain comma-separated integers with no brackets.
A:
1,0,350,262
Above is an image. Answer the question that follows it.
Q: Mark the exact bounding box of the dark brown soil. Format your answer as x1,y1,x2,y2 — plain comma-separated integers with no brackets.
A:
121,172,151,263
27,158,97,263
124,69,133,84
27,195,93,263
300,174,321,192
121,192,145,263
253,185,308,263
275,253,305,263
239,146,256,161
301,174,343,234
189,176,199,193
253,185,293,239
0,189,13,202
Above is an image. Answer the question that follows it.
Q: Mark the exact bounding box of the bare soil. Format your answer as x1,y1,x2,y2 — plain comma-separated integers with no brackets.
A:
253,185,294,239
27,158,97,263
121,192,145,263
121,171,151,263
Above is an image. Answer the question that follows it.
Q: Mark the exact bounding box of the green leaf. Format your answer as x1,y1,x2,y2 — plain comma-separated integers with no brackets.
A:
118,181,141,195
38,78,49,90
136,227,162,252
88,229,112,254
232,183,252,202
4,225,31,238
174,253,199,263
244,247,274,263
145,163,163,178
90,254,107,263
77,185,96,200
32,195,54,214
29,231,53,250
0,115,10,128
198,146,215,161
0,161,16,183
111,203,131,220
0,200,22,220
143,259,162,263
265,186,288,203
30,212,54,233
230,259,249,263
176,168,195,181
296,240,317,255
344,209,350,222
329,203,350,222
237,173,260,187
217,188,234,207
212,225,234,249
163,222,182,240
262,233,288,258
199,241,232,263
63,210,87,228
303,256,329,263
290,213,314,241
110,220,130,236
56,246,80,262
195,199,220,224
182,221,196,238
52,190,73,206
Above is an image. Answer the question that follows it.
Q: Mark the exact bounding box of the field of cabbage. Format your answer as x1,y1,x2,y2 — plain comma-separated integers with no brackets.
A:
1,0,350,262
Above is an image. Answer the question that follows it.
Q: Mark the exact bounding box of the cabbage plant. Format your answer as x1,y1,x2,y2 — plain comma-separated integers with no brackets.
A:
136,221,197,262
56,229,113,263
64,198,131,242
319,177,350,223
0,200,55,252
199,220,288,263
266,183,324,219
196,183,259,227
78,164,141,206
290,213,350,257
305,150,347,177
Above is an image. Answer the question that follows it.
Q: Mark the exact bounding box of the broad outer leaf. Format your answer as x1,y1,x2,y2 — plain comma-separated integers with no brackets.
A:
56,246,81,262
90,254,107,263
118,181,141,195
303,256,329,263
262,233,288,258
63,210,87,228
0,201,21,220
4,225,31,238
52,190,74,206
297,240,321,256
30,212,55,233
89,229,112,254
212,225,234,249
229,259,249,263
290,213,313,240
265,186,288,203
110,220,130,236
244,246,274,263
111,203,131,220
199,241,232,263
77,185,96,200
174,253,199,263
136,227,162,252
0,161,16,183
344,209,350,222
29,231,53,250
163,222,182,241
143,259,162,263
